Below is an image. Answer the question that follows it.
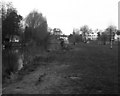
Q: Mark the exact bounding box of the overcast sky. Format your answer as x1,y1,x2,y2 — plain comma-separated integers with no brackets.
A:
3,0,119,34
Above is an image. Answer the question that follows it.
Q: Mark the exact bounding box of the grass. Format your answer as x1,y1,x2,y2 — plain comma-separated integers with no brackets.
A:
52,42,118,93
2,42,118,94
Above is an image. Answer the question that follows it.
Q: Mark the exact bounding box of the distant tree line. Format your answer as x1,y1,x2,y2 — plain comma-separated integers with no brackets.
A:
2,1,119,49
97,25,117,45
68,25,119,45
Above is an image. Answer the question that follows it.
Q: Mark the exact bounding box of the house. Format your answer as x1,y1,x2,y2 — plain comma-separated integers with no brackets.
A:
53,28,62,35
87,32,98,40
10,35,20,42
59,36,69,44
114,34,120,41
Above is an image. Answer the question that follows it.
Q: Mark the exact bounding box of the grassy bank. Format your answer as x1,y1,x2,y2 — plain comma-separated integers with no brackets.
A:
2,42,118,94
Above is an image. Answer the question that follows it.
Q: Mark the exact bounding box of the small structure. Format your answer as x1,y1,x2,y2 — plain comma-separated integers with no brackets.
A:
114,34,120,41
10,35,20,43
53,28,62,36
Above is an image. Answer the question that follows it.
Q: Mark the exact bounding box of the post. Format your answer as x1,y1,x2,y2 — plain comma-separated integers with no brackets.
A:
110,39,112,49
110,28,113,49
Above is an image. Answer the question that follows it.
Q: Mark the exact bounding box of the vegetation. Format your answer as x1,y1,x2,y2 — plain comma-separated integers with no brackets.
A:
2,2,23,43
68,33,82,45
2,1,119,94
116,30,120,35
24,10,50,50
80,25,90,43
97,25,117,45
2,43,118,94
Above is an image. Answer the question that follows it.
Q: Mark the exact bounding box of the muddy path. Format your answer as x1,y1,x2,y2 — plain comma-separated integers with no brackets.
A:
3,52,82,94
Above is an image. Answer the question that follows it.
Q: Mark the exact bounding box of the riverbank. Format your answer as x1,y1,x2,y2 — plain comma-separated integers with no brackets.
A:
2,43,118,94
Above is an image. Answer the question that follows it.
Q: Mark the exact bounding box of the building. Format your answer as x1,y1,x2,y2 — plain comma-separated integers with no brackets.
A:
87,32,98,40
114,34,120,41
10,35,20,42
53,28,62,35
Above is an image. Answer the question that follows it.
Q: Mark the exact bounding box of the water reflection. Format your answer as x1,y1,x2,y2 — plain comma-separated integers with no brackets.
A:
2,47,24,80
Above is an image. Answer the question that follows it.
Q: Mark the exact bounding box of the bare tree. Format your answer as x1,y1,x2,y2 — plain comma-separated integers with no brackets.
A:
25,10,50,50
80,25,90,43
105,25,117,48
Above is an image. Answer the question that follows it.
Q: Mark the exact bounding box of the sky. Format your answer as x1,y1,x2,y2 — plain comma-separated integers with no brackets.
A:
3,0,119,35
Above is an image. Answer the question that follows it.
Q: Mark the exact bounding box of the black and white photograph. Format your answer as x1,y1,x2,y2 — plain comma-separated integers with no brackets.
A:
1,0,120,94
